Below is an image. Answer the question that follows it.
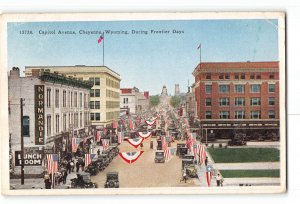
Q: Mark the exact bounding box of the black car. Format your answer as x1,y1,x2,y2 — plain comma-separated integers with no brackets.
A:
104,172,119,188
70,172,97,189
98,154,110,167
154,151,165,163
85,161,99,176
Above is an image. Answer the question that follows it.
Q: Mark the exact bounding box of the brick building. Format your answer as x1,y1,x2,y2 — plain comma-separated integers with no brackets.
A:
192,61,280,139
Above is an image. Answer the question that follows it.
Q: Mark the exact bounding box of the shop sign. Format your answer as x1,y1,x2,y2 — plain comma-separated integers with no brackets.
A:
35,85,45,145
15,150,44,166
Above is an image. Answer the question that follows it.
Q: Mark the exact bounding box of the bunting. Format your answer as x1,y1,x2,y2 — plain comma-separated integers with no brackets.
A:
137,131,152,139
127,137,144,148
119,151,144,164
72,138,81,153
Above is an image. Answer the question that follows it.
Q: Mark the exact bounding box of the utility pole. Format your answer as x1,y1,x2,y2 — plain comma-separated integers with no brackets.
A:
20,98,24,185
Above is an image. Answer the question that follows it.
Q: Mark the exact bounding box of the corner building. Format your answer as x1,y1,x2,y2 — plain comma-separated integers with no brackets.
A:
192,61,279,138
25,66,121,128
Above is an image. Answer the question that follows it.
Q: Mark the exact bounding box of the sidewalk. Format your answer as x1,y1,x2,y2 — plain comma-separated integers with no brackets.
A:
223,177,281,186
213,162,280,170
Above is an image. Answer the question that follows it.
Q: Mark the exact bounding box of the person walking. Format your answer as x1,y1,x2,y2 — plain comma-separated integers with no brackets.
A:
205,156,208,166
44,174,51,189
182,168,187,183
97,149,100,156
66,161,71,174
76,161,80,173
62,169,68,184
216,173,222,187
70,160,75,172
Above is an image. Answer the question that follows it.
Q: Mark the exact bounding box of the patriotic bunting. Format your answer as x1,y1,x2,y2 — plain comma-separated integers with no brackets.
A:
119,151,144,164
206,165,213,187
137,131,152,139
85,154,96,167
127,137,144,148
164,147,177,161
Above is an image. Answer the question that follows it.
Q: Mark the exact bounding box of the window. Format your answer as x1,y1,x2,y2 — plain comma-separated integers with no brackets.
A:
219,98,229,106
123,98,129,104
95,77,100,85
250,98,261,106
90,101,95,109
225,73,230,79
74,92,77,107
79,93,82,107
205,73,211,79
256,74,261,79
205,111,212,119
55,89,59,108
269,73,275,79
234,73,239,79
47,115,51,136
95,113,101,121
250,84,261,93
219,85,230,93
71,92,73,107
269,97,275,106
269,84,275,92
269,110,275,119
205,98,212,106
55,114,60,133
235,111,245,119
46,88,51,108
251,111,261,119
219,74,224,79
63,90,66,107
90,113,95,121
95,89,100,97
250,73,255,79
234,85,245,93
219,111,230,119
235,98,245,106
89,77,94,84
22,116,30,137
95,101,100,109
63,114,66,132
74,113,78,128
241,73,245,79
205,85,212,94
90,89,94,97
80,113,82,127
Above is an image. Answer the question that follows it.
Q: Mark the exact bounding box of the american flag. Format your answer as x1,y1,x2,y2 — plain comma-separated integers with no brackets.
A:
193,143,201,161
199,144,207,164
85,154,96,167
164,147,177,161
206,165,213,187
46,154,58,174
102,139,110,151
96,131,101,142
161,136,168,150
72,138,81,153
112,120,118,129
129,119,133,130
118,131,123,144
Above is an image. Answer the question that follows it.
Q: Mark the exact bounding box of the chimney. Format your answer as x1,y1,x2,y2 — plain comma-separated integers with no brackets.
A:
144,91,149,99
10,67,20,78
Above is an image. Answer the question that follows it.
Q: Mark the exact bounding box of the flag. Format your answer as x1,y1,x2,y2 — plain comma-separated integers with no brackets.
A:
102,139,110,151
161,136,168,150
129,120,134,130
96,131,101,142
127,137,144,148
193,143,200,161
72,138,81,153
137,131,152,139
46,154,58,174
199,145,207,164
119,151,144,164
112,120,118,129
118,131,123,144
206,165,213,187
85,154,96,167
197,43,201,50
164,147,176,162
103,128,107,135
98,35,103,44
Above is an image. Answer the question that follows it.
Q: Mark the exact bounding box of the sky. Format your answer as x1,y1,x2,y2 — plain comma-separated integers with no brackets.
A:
7,19,279,95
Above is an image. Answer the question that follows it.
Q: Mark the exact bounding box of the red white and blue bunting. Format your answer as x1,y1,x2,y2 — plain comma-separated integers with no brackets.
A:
137,131,152,139
119,151,144,164
127,137,144,148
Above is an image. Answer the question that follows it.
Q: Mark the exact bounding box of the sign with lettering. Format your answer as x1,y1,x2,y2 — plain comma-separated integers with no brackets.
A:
35,85,45,145
15,150,44,166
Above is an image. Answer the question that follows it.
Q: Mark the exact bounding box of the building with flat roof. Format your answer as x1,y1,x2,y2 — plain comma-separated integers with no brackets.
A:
192,61,280,139
25,65,121,128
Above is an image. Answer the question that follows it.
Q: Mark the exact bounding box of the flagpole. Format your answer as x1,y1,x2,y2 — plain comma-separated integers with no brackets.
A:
103,32,105,66
199,44,202,64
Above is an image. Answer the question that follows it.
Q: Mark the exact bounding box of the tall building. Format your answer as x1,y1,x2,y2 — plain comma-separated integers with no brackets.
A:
25,66,121,128
9,67,92,176
175,84,180,96
192,61,279,138
120,87,150,115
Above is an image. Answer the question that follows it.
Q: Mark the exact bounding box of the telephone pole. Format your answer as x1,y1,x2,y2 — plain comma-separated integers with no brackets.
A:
20,98,24,185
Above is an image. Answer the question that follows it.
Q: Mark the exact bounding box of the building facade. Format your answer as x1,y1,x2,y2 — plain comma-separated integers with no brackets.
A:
120,87,149,115
192,61,280,138
9,68,92,175
25,66,121,128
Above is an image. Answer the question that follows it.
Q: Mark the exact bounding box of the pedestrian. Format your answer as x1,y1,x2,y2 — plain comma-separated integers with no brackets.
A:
140,142,143,149
44,174,51,189
183,168,187,183
76,161,80,173
216,173,222,187
62,169,68,184
205,156,208,166
66,161,71,174
97,149,100,156
70,160,75,172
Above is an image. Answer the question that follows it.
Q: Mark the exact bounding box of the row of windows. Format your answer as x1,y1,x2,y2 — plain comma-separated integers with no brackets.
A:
205,97,275,106
205,110,275,119
90,113,101,121
90,89,100,97
106,89,120,98
47,88,89,109
106,78,120,89
89,77,101,86
106,101,120,109
205,84,275,94
90,101,100,109
205,72,275,80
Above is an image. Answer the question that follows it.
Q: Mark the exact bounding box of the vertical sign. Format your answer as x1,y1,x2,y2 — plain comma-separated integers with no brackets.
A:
35,85,45,145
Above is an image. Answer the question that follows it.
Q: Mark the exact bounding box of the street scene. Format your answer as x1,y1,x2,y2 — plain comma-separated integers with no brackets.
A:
4,16,284,192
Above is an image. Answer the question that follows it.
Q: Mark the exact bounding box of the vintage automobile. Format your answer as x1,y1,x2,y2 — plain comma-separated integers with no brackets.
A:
97,154,110,167
102,149,114,162
104,172,119,188
156,140,162,150
178,147,188,158
182,159,197,178
94,157,106,171
176,143,186,155
228,133,246,146
154,151,165,163
109,144,120,157
70,172,97,189
201,132,216,142
85,161,99,176
184,154,195,161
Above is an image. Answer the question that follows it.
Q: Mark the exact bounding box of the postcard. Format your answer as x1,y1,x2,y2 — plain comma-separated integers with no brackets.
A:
0,12,286,195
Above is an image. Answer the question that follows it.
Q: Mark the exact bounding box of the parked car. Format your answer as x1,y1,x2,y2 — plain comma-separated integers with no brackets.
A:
104,172,119,188
70,172,97,189
154,151,165,163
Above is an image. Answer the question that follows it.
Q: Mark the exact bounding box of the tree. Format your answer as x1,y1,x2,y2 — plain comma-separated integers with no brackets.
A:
170,96,181,107
150,95,160,107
